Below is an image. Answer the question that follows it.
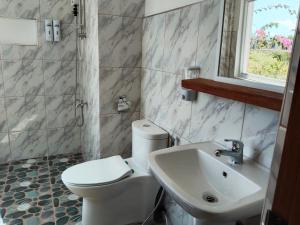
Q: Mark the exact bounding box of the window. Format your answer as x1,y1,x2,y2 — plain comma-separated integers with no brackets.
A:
238,0,299,87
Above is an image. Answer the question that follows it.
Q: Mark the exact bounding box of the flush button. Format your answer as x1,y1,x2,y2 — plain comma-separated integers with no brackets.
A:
143,124,150,127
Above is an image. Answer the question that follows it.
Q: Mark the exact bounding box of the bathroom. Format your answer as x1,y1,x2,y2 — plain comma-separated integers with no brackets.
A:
0,0,299,224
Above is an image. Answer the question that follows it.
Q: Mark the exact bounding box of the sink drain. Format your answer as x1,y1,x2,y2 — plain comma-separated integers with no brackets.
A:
202,192,218,203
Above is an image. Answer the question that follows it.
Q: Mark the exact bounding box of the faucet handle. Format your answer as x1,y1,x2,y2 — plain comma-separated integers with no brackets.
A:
224,139,244,152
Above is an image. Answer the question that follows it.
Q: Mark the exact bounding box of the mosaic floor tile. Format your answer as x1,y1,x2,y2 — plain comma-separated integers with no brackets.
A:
0,153,83,225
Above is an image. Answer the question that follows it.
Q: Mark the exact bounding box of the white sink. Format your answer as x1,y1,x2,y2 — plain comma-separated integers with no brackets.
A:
149,142,269,224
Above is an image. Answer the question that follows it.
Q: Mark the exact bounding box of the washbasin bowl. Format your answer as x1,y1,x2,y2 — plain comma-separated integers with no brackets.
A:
149,142,269,223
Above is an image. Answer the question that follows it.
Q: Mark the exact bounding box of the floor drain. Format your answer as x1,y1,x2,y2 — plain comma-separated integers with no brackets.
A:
202,192,218,203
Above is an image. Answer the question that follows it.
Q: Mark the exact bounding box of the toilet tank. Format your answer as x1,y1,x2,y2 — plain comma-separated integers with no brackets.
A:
132,120,169,171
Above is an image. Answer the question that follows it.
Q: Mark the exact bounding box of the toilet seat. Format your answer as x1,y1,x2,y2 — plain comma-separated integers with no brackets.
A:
62,155,132,187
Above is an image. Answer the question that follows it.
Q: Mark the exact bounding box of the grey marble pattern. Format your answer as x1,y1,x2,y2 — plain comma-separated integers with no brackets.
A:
99,15,123,67
0,0,40,19
0,63,4,97
40,0,74,24
0,0,80,162
167,4,200,75
9,129,48,160
122,0,145,18
5,96,46,132
142,14,165,70
45,95,76,129
44,60,76,96
3,60,44,97
122,17,143,67
196,0,221,77
80,0,100,161
158,73,191,138
0,98,7,132
99,0,145,17
189,94,245,143
47,126,81,156
141,69,163,123
0,132,10,162
241,105,280,168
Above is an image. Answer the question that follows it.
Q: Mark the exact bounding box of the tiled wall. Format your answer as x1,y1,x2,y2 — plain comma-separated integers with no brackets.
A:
261,17,300,224
0,0,80,163
141,0,280,224
98,0,145,158
80,0,101,160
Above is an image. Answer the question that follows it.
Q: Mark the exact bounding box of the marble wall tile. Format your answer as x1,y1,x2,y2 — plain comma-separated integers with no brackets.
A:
0,98,7,132
121,111,140,158
98,15,123,67
42,23,76,61
122,68,141,113
142,14,165,70
241,105,280,168
0,0,40,19
10,129,48,160
47,126,81,156
99,67,123,114
157,73,191,138
189,94,245,143
3,60,44,97
5,96,46,132
0,62,4,97
100,67,141,114
100,114,124,158
1,45,21,60
196,0,221,78
122,17,143,67
45,95,75,129
40,0,74,24
140,69,163,123
0,132,11,163
163,4,200,75
0,0,80,163
122,0,145,18
44,60,76,96
99,0,121,16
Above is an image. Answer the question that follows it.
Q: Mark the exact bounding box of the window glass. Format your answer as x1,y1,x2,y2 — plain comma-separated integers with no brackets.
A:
243,0,299,81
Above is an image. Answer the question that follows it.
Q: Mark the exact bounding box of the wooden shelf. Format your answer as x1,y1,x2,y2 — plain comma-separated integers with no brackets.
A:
182,78,284,111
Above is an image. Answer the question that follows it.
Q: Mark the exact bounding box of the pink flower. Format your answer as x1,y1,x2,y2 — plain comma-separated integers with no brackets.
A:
282,38,293,48
275,35,284,42
256,29,266,38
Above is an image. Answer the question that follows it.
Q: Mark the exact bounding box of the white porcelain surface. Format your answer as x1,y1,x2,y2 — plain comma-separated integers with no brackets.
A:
63,158,160,225
149,142,269,223
62,156,132,186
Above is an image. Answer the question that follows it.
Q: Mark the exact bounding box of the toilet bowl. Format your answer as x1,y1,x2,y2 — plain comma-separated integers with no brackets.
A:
62,120,169,225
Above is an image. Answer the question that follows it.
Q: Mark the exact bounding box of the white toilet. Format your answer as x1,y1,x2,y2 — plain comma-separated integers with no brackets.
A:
62,120,169,225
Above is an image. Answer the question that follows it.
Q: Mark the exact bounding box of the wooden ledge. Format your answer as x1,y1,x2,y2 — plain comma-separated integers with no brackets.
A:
182,78,284,111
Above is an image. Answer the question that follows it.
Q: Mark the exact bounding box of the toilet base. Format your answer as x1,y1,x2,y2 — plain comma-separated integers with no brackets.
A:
82,198,141,225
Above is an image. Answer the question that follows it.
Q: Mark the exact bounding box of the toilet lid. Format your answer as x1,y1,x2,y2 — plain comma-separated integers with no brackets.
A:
62,156,132,186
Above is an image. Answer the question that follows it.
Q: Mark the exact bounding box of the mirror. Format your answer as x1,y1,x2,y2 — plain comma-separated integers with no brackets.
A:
218,0,300,89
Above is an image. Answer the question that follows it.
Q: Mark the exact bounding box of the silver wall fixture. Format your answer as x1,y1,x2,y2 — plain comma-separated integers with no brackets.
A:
45,19,53,42
185,66,201,79
181,88,198,101
53,20,61,42
117,96,131,112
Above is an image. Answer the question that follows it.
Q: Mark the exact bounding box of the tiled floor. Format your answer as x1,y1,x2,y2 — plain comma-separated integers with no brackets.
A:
0,153,83,225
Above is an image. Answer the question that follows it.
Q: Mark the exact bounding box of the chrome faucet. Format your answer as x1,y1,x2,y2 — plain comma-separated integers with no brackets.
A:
215,139,244,165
